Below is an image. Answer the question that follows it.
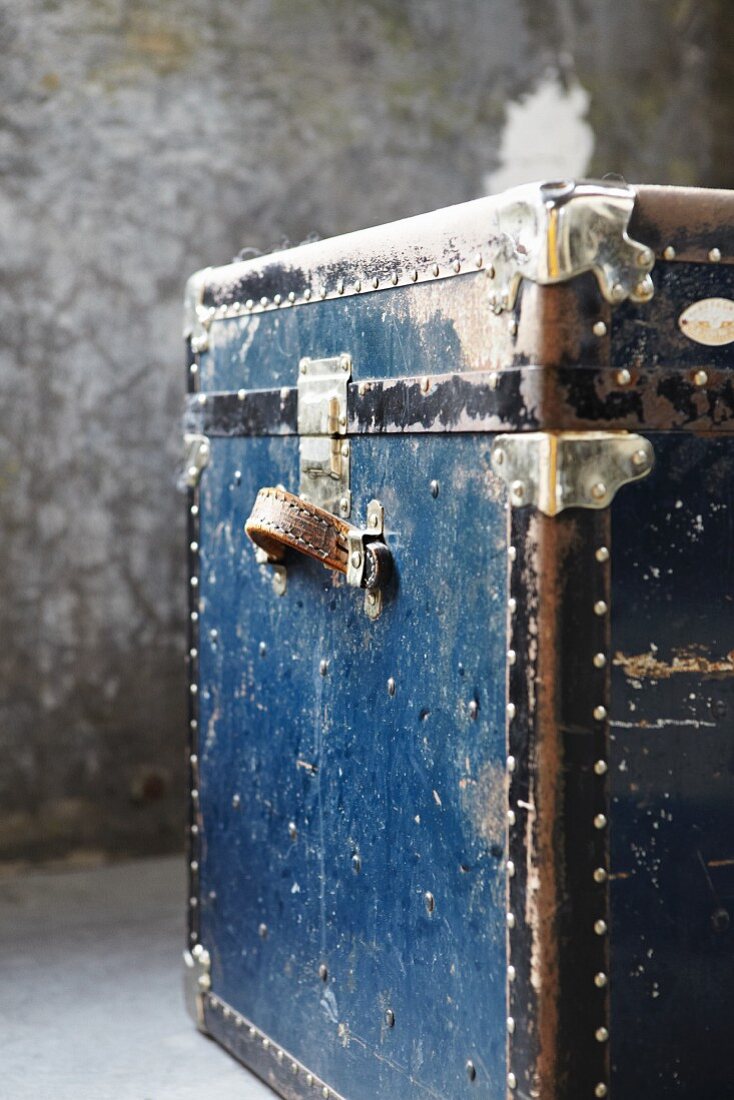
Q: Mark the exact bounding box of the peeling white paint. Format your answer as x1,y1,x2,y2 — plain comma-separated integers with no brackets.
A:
484,72,594,194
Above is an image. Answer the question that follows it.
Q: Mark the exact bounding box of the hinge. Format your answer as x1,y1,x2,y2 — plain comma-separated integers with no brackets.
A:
183,433,211,488
297,353,352,517
487,179,655,313
491,431,654,516
183,944,211,1031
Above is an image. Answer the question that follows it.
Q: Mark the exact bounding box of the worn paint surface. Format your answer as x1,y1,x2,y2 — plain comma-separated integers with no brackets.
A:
194,293,508,1096
610,433,734,1096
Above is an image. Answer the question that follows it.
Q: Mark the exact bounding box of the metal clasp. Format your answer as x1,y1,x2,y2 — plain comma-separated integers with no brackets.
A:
297,353,351,516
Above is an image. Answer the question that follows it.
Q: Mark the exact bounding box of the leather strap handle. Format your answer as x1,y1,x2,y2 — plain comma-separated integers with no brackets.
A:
245,487,391,590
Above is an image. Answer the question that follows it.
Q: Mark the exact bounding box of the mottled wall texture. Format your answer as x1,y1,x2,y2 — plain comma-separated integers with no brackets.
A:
1,0,732,863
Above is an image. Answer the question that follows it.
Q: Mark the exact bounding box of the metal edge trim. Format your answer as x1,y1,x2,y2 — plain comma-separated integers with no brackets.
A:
205,994,347,1100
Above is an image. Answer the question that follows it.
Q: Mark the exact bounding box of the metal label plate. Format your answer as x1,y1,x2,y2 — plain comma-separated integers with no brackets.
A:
678,297,734,346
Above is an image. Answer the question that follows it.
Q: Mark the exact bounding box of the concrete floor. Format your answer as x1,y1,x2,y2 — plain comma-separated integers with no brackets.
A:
0,856,271,1100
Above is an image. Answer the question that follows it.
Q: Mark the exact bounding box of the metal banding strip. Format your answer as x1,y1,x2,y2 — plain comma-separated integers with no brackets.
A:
184,366,734,438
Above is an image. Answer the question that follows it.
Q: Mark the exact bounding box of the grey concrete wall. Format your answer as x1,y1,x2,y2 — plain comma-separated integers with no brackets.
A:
1,0,730,863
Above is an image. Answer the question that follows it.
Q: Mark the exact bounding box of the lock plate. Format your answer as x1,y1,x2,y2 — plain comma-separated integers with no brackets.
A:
297,354,352,516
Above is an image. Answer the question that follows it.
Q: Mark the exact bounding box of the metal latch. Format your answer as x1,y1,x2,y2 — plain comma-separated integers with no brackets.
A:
298,354,351,517
491,431,654,516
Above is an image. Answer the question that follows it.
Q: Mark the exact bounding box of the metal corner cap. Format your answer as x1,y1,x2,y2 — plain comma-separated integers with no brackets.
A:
488,178,655,311
183,946,211,1032
184,266,213,342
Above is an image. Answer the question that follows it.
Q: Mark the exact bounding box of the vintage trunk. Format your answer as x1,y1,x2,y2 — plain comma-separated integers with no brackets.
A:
182,180,734,1099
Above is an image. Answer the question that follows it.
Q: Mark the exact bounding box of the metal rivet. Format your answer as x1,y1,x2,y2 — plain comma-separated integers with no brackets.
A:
468,699,479,720
507,755,516,773
371,277,379,289
632,448,650,469
337,280,345,295
593,652,607,669
638,247,654,268
494,447,505,466
475,253,483,269
190,753,198,765
273,294,282,306
287,291,296,304
593,321,608,337
507,703,516,720
319,658,329,676
593,867,608,883
506,912,516,928
594,814,608,830
595,547,610,563
189,541,199,553
709,247,722,263
430,479,440,498
663,245,676,261
510,480,525,501
508,545,517,562
595,1027,609,1043
232,793,241,809
508,597,517,614
350,550,363,569
466,1059,477,1082
509,318,518,337
306,1074,314,1087
385,1008,395,1027
508,1072,517,1090
409,269,418,282
339,497,350,516
594,759,608,776
354,280,361,293
351,853,361,873
190,859,198,871
318,963,328,982
391,273,399,286
508,965,516,981
258,641,267,656
595,1085,608,1098
190,504,199,517
593,705,607,721
258,923,268,938
189,647,198,659
486,263,495,279
189,363,198,375
591,482,607,501
260,297,269,308
304,288,312,300
693,369,708,387
507,649,516,666
507,1016,515,1034
453,260,461,273
368,511,379,528
594,601,608,616
507,859,515,877
424,891,435,914
387,677,396,697
189,683,198,695
594,972,608,988
594,919,608,935
288,821,298,841
190,611,198,623
507,809,516,826
615,368,631,386
611,283,625,302
320,286,327,299
432,263,440,277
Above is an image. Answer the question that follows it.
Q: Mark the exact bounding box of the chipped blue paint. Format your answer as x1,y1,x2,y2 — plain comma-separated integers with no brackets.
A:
194,294,508,1098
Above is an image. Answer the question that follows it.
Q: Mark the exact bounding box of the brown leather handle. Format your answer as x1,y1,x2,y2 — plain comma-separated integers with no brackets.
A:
245,487,391,590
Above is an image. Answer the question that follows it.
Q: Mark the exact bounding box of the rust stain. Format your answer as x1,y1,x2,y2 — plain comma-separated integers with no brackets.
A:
613,646,734,680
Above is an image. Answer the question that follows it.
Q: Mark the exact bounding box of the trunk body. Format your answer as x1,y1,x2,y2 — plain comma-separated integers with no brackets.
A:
183,181,734,1098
